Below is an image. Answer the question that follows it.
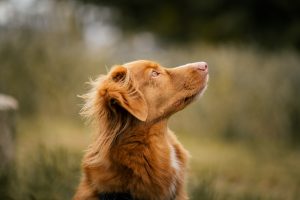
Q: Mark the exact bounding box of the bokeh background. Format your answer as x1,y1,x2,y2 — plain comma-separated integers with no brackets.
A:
0,0,300,199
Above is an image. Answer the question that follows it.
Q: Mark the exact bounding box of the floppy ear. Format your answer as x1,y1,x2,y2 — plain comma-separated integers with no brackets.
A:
106,66,148,121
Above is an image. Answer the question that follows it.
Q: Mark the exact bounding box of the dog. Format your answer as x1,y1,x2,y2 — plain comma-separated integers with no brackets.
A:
73,60,209,200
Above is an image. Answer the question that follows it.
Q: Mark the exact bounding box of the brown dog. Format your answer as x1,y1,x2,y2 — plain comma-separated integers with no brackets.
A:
73,60,209,200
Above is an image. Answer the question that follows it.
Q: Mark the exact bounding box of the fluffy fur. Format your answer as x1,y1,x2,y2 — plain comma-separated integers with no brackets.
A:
73,60,209,200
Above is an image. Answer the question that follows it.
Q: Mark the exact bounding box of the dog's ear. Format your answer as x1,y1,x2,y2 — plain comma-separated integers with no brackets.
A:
110,65,127,82
105,66,148,121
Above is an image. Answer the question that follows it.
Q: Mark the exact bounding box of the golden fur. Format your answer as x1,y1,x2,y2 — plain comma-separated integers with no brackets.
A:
73,60,209,200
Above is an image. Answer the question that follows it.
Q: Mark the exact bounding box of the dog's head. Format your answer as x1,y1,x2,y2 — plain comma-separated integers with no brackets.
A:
82,60,208,124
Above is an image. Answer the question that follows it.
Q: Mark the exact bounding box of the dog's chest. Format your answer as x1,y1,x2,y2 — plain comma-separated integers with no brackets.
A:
108,132,182,199
168,144,180,197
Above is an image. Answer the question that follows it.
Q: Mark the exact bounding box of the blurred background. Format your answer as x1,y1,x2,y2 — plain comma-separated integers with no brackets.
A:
0,0,300,199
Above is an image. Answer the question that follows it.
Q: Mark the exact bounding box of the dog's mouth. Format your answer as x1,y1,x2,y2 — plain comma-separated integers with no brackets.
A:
180,77,209,106
168,73,209,116
173,87,204,108
182,93,198,104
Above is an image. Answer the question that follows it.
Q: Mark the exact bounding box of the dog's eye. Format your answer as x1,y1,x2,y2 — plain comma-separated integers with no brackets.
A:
151,70,160,77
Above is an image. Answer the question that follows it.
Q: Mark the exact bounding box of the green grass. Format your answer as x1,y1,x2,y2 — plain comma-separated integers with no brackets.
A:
1,146,81,200
1,117,299,200
185,137,300,200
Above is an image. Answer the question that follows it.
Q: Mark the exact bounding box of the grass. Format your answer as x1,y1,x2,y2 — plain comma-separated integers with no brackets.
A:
185,137,300,200
0,146,81,200
1,116,299,200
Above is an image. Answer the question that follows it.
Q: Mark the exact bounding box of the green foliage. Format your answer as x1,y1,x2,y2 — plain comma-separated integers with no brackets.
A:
1,33,300,143
190,177,216,200
0,146,81,200
0,29,105,116
0,166,14,200
0,0,299,143
77,0,300,50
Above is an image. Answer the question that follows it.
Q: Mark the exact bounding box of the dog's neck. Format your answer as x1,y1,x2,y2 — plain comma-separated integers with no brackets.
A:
84,117,170,166
113,119,169,147
132,119,169,135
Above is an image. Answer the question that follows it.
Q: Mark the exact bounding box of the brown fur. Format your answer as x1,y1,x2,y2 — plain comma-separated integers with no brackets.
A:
73,60,209,200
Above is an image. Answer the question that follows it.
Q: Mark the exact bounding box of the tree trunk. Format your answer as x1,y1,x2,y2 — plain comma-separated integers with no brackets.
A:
0,94,18,169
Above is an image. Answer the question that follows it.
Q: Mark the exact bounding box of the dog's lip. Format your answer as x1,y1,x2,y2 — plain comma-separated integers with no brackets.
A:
183,93,198,103
204,73,209,83
183,86,205,102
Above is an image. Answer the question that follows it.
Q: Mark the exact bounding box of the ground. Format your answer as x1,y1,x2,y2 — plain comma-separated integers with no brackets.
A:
0,116,298,200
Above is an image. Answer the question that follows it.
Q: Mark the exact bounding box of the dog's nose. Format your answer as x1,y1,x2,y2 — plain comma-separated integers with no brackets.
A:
195,62,208,71
177,61,209,73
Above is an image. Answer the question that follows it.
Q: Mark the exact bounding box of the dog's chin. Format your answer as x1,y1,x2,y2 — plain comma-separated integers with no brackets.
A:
195,84,208,100
191,74,209,102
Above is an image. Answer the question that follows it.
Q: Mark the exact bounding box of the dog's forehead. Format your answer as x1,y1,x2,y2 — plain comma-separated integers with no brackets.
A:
124,60,160,70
